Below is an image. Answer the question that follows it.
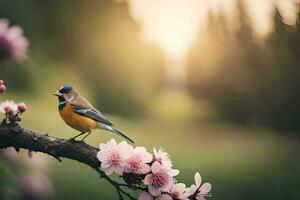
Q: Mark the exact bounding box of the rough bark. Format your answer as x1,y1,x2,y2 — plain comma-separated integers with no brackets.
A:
0,123,100,167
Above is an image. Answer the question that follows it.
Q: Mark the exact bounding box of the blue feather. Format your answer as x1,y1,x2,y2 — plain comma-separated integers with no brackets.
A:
59,85,73,93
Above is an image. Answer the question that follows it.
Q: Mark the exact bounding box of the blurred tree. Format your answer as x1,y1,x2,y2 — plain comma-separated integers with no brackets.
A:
187,1,261,122
289,6,300,61
186,2,300,131
260,9,300,130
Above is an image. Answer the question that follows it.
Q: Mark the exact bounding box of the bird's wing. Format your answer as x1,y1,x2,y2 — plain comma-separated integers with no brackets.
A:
71,104,113,126
71,94,93,108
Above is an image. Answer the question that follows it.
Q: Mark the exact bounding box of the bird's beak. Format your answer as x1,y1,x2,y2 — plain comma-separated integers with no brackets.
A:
53,91,62,97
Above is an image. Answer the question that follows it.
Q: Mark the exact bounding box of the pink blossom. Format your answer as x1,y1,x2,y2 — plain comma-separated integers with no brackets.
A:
167,183,188,200
0,80,3,85
144,161,177,196
4,106,13,115
185,172,212,200
97,139,132,175
0,100,18,115
153,148,173,170
0,19,29,61
125,147,152,174
17,102,27,113
138,192,153,200
153,148,179,177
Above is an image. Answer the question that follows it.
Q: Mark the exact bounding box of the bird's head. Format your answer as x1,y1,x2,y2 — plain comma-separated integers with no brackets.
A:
53,85,78,102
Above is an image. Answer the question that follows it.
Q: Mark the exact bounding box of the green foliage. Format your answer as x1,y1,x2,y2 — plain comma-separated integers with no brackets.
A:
0,162,8,199
0,161,18,200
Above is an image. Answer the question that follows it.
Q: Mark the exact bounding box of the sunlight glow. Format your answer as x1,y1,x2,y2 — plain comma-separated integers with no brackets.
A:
120,0,299,83
127,0,203,58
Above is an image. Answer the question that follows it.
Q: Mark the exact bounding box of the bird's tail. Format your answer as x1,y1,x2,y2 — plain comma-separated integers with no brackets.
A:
99,124,135,144
111,127,135,144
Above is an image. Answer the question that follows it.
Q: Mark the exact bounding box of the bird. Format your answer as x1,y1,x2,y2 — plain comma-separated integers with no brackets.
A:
53,85,134,143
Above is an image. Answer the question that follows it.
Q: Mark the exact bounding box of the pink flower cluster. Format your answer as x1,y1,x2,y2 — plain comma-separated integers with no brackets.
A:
0,19,29,61
97,139,152,176
0,80,27,123
97,139,212,200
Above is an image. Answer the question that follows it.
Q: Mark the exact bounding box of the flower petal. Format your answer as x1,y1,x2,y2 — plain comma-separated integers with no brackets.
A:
104,166,114,175
153,148,158,155
114,165,124,175
151,161,162,174
148,185,161,196
194,172,202,187
108,139,117,147
169,169,180,177
135,147,153,163
134,146,146,153
174,183,186,194
199,183,212,195
99,143,107,150
140,163,151,174
144,174,153,185
185,184,197,196
97,151,106,161
119,141,131,150
101,161,111,169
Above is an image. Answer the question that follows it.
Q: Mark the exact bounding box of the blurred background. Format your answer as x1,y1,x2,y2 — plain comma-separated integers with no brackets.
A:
0,0,300,199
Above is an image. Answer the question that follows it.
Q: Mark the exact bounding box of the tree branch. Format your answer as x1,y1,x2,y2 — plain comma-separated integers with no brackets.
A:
0,123,137,200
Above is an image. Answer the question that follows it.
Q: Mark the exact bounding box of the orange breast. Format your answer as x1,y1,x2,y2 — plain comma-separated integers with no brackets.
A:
59,103,97,132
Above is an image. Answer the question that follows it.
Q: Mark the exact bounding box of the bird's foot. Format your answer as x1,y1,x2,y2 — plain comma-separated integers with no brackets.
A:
79,139,86,144
68,132,86,143
67,138,79,143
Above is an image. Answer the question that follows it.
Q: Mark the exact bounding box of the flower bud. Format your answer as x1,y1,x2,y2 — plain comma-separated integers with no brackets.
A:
4,106,13,115
0,19,29,62
0,80,4,85
18,102,27,113
0,84,6,94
